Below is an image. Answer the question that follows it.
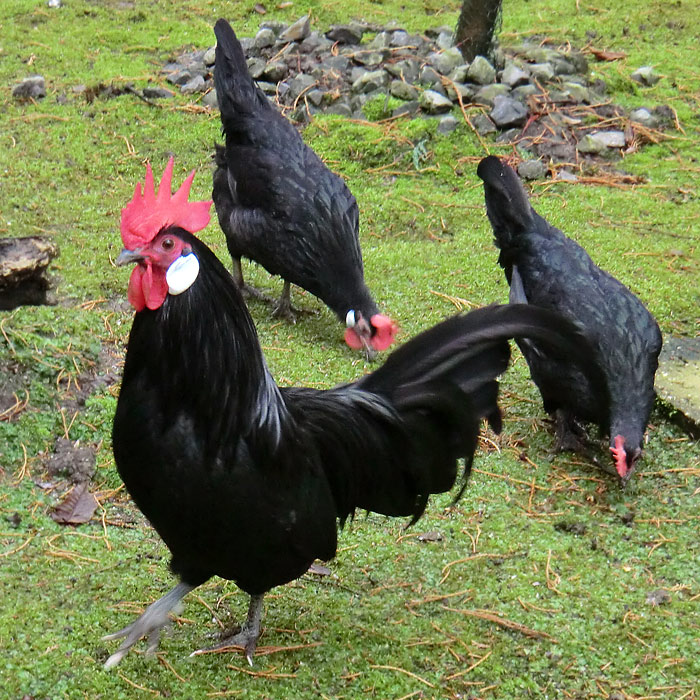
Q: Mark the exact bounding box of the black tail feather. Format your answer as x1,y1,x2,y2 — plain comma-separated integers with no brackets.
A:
477,156,535,250
214,18,270,120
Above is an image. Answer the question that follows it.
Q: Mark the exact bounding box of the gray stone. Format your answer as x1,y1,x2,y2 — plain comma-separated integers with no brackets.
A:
354,51,384,68
262,60,288,82
325,55,350,73
352,69,389,94
436,29,454,50
448,64,470,83
467,56,497,85
389,30,411,47
326,25,363,44
630,107,659,128
202,89,219,109
306,89,325,107
437,115,459,134
368,32,392,49
203,46,216,66
254,27,277,49
490,95,528,127
522,46,561,64
529,62,555,81
260,20,287,36
143,86,175,99
419,89,453,114
656,336,700,437
577,130,626,154
326,101,353,117
501,63,530,87
517,159,547,180
246,58,266,80
12,75,46,99
556,169,578,182
48,0,63,7
473,83,511,106
386,59,420,83
256,81,279,95
350,67,368,84
279,15,311,43
181,75,205,94
631,65,661,86
393,100,420,117
239,37,255,54
390,80,419,101
301,33,332,54
288,73,316,100
419,65,443,87
561,81,591,103
166,69,192,86
495,128,522,143
429,47,464,76
567,51,588,74
445,82,473,103
471,113,497,135
512,84,539,100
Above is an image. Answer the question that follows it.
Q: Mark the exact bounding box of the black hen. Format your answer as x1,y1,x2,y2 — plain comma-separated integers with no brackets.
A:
212,18,396,354
104,159,602,666
477,155,662,485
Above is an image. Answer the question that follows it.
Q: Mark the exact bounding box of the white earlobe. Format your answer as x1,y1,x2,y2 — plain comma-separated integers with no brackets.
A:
166,253,200,295
345,309,356,328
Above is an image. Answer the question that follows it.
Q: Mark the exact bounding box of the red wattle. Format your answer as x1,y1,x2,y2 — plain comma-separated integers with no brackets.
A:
127,264,168,311
610,434,628,478
370,314,398,351
344,327,363,350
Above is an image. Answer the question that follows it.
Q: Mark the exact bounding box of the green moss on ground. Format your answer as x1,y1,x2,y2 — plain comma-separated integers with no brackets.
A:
1,0,698,698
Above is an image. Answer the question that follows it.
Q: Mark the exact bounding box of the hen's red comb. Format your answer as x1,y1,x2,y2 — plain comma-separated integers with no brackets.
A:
121,157,213,249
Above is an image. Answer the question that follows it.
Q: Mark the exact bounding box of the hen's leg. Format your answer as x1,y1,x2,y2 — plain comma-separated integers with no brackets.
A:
103,581,196,669
232,257,271,302
272,281,297,321
195,593,265,665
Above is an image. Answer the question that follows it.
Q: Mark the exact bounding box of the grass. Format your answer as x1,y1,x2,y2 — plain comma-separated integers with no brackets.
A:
1,0,699,698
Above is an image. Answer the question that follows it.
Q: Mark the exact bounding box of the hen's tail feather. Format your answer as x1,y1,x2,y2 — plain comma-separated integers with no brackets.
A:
214,18,270,121
477,155,535,249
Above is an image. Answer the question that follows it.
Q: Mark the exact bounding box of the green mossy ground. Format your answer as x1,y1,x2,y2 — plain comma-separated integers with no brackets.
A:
1,0,698,698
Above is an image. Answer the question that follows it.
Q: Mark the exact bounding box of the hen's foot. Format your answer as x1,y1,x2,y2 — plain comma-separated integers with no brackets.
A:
552,411,592,455
103,581,195,669
193,593,264,666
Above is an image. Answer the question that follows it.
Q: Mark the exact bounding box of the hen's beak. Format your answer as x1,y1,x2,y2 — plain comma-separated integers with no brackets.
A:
115,248,144,266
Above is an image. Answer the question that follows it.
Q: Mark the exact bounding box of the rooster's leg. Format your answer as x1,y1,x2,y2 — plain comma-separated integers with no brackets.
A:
102,581,196,669
272,281,297,321
196,593,265,665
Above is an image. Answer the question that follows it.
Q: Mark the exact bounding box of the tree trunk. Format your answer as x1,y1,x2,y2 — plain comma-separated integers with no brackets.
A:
0,236,58,310
455,0,503,63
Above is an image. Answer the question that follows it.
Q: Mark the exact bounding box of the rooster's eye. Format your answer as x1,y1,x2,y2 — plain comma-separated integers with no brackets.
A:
162,238,175,251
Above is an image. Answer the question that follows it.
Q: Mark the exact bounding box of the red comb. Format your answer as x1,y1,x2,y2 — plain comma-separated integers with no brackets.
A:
121,157,212,249
610,435,627,479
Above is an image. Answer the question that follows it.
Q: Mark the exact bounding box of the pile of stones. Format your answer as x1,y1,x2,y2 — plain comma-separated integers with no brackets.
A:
13,15,672,178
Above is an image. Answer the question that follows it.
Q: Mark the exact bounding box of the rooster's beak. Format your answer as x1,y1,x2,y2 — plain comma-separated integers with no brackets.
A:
115,248,144,266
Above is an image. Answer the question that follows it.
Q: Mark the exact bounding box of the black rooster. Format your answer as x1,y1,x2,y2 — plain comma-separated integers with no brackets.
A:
212,18,396,355
104,159,602,667
477,155,662,485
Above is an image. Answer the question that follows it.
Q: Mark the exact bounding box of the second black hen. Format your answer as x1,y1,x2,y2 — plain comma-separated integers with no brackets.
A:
212,18,396,354
477,155,662,485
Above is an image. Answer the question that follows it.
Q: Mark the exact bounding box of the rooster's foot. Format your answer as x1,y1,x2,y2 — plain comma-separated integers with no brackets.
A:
102,581,195,669
194,593,264,666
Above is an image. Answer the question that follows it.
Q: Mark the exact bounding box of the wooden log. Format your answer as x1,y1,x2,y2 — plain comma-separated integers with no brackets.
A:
0,236,59,310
